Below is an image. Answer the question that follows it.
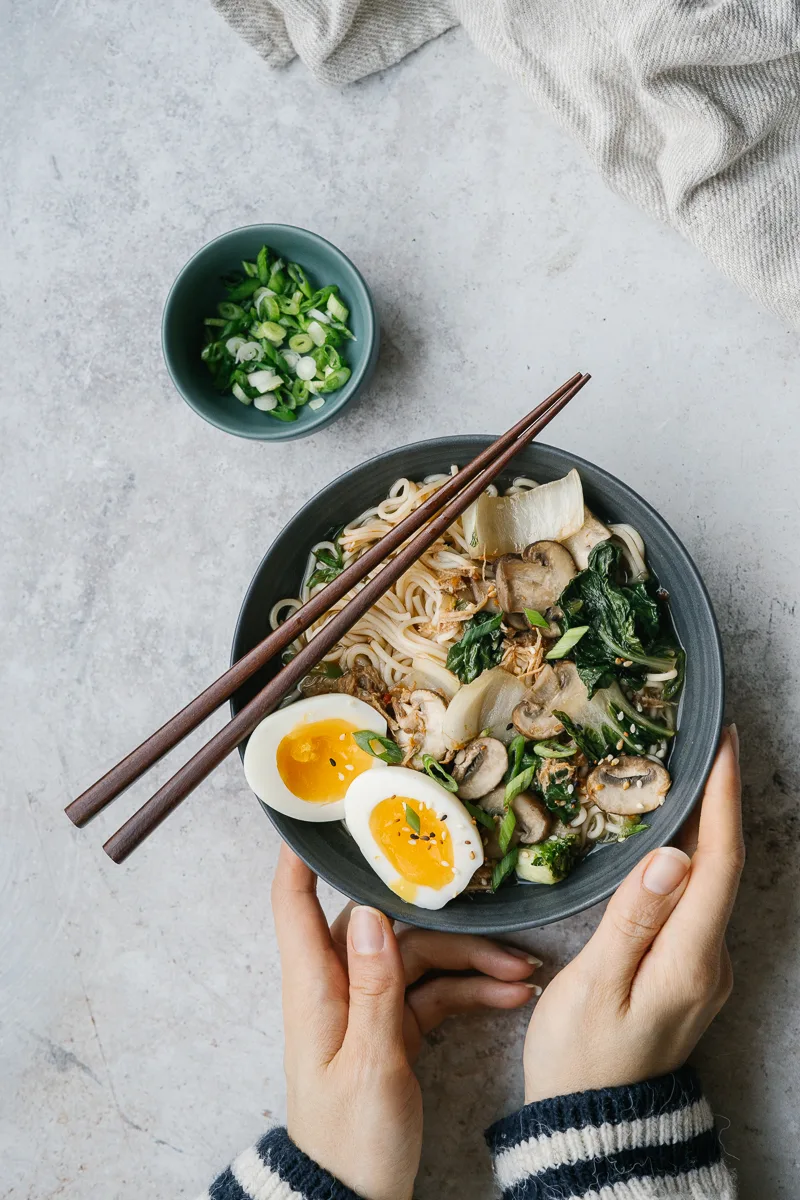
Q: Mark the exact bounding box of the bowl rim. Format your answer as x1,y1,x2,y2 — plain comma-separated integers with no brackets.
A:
161,222,378,443
231,437,725,932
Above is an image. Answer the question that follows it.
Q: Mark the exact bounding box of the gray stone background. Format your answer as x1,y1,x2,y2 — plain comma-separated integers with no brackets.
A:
2,3,799,1198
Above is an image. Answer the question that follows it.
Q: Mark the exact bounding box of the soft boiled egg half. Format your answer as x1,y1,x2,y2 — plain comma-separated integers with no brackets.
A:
344,766,484,910
243,694,387,822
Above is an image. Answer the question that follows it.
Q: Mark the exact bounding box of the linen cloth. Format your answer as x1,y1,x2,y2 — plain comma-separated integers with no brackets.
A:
211,0,800,329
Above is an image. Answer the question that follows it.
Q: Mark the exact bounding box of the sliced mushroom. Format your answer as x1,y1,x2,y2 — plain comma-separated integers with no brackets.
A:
587,755,671,815
451,737,508,800
393,688,448,765
477,785,553,855
495,541,577,615
512,662,586,740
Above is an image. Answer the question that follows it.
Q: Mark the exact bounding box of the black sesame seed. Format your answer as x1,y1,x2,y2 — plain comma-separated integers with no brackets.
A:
329,758,336,766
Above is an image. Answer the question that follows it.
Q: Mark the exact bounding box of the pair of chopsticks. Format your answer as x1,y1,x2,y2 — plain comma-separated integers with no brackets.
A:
66,371,590,862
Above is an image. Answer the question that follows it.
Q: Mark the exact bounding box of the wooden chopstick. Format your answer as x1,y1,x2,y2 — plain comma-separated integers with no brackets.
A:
102,373,590,863
65,372,583,830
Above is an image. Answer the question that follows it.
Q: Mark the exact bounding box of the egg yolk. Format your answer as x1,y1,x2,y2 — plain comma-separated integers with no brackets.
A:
369,796,454,900
276,719,376,802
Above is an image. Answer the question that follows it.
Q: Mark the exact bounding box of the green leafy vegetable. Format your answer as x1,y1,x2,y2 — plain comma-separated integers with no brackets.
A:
421,755,459,792
538,764,581,820
517,835,581,885
524,608,551,630
492,847,519,891
307,661,344,679
200,245,355,418
307,542,345,590
534,739,577,759
618,819,648,840
557,542,682,697
546,626,590,660
353,731,403,764
405,804,421,834
445,613,504,684
462,798,496,830
498,806,517,855
662,649,686,701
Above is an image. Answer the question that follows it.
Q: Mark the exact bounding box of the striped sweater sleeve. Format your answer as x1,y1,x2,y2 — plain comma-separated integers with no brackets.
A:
195,1126,362,1200
485,1067,736,1199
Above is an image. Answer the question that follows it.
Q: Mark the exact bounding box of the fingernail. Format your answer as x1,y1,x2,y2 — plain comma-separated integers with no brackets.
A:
643,847,691,895
350,907,386,955
504,947,543,967
524,983,543,995
728,724,740,762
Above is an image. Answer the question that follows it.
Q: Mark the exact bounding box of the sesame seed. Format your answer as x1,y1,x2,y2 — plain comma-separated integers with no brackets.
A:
636,802,644,810
329,758,336,766
441,830,447,841
567,784,574,794
622,780,631,790
636,779,643,788
465,839,471,845
595,782,605,791
611,757,620,766
623,659,633,668
630,724,636,733
636,704,643,713
617,711,625,721
338,773,345,781
345,764,355,771
616,739,624,750
469,851,475,860
339,734,346,741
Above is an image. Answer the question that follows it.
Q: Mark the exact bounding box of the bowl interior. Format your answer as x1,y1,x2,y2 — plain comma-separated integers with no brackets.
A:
231,439,724,933
162,224,377,441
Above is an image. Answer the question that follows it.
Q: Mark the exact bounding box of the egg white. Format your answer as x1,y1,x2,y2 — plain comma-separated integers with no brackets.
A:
344,766,484,909
243,694,387,822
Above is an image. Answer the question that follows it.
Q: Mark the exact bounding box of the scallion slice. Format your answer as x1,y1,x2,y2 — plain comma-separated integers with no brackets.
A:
545,626,590,660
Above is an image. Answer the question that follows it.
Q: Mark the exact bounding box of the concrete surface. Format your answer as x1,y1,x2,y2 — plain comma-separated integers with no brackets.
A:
2,3,799,1198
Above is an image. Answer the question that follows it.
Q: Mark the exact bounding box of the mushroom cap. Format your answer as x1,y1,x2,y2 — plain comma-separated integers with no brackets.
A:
494,541,577,614
587,755,671,815
512,661,586,740
451,737,508,800
477,785,553,850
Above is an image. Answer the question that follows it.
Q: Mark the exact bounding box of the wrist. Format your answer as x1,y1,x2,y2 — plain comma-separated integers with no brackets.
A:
488,1068,734,1200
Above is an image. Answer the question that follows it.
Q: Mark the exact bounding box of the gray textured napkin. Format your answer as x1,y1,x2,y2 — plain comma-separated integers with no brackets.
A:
212,0,800,329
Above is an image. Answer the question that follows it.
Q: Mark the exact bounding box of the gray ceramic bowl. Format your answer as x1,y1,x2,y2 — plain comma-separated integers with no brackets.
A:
231,439,724,933
162,224,379,442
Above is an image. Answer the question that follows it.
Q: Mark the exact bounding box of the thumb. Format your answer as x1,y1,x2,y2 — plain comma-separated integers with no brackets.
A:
343,907,406,1058
582,847,692,991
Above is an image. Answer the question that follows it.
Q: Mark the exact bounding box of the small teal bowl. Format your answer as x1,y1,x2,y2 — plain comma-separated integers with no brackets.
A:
162,224,379,441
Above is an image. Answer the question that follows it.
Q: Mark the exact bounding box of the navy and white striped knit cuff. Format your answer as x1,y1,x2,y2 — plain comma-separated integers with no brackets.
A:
197,1126,362,1200
486,1067,736,1199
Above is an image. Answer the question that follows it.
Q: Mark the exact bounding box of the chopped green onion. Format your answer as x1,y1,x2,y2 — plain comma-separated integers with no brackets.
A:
524,608,551,630
319,367,351,393
352,730,403,764
218,301,245,320
545,626,590,659
421,754,458,792
498,806,517,855
492,847,519,892
327,293,349,322
202,247,355,414
461,799,495,830
405,804,421,834
505,734,526,784
534,740,578,759
254,393,278,412
505,764,537,806
308,397,325,411
256,246,269,284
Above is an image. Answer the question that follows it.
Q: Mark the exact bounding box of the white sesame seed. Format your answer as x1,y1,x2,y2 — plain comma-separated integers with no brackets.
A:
345,764,355,771
567,784,574,794
636,778,643,788
617,711,625,720
636,704,643,713
630,723,637,733
338,772,345,781
611,757,620,766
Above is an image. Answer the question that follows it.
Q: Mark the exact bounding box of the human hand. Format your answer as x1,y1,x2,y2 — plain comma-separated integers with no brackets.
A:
524,727,743,1103
272,846,540,1200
